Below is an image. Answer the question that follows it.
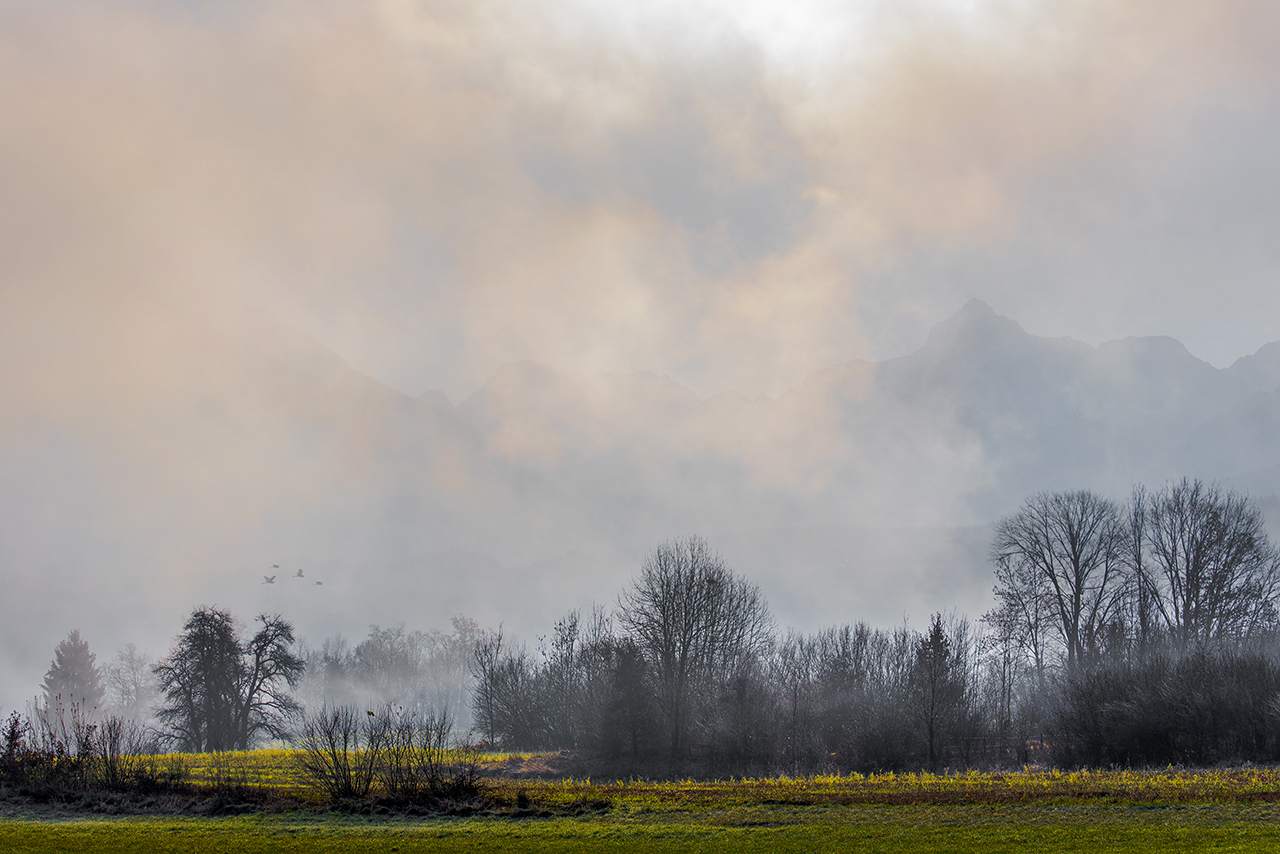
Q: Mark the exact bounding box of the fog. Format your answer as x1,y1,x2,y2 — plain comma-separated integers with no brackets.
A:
4,0,1280,714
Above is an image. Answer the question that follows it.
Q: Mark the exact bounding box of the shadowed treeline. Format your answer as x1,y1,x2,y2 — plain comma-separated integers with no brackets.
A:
471,481,1280,775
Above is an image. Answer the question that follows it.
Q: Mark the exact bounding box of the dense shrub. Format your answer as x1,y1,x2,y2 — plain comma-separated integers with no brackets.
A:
1052,644,1280,767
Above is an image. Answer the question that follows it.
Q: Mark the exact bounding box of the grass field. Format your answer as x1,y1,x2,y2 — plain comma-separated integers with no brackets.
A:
5,754,1280,851
87,748,1280,804
3,803,1280,852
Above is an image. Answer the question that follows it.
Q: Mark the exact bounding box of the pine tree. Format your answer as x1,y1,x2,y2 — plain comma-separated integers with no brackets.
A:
42,630,106,713
912,614,961,770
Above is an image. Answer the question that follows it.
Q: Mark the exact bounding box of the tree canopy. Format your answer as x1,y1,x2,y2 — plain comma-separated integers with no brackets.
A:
153,607,304,751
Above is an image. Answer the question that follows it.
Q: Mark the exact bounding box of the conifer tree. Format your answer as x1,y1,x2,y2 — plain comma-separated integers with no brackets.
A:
42,630,105,713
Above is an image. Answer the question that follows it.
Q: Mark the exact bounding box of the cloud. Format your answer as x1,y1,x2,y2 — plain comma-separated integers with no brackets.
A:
5,0,1280,402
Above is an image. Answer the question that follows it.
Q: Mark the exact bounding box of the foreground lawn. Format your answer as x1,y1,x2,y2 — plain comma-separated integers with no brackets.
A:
6,762,1280,851
3,803,1280,853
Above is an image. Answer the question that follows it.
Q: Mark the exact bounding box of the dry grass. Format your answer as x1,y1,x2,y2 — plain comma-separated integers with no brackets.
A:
133,750,1280,807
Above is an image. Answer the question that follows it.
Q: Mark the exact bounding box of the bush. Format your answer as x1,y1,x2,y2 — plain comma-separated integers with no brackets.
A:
293,705,385,799
1051,645,1280,767
0,705,157,794
293,704,478,802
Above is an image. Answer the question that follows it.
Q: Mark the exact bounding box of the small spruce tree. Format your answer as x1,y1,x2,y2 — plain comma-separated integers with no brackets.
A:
42,630,106,714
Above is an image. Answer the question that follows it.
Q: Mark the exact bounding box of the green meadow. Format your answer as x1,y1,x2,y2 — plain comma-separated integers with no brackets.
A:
3,803,1280,853
5,760,1280,852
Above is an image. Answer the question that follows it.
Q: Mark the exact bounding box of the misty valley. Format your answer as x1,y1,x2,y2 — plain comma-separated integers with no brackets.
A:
5,300,1280,704
11,1,1280,846
5,302,1280,831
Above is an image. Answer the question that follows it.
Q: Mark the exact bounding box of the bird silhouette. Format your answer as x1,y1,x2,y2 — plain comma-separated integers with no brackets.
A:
314,581,323,586
271,564,279,569
295,568,305,578
263,575,276,584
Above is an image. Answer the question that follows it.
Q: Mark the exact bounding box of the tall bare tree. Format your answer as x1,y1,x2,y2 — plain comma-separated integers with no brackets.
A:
991,490,1126,670
1142,479,1280,645
234,614,305,747
617,535,772,760
1121,484,1161,653
105,644,158,724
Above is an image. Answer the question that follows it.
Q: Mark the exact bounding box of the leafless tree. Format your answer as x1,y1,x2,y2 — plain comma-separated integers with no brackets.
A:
105,644,159,725
617,535,772,760
153,607,304,751
986,552,1051,688
234,614,305,746
1121,484,1161,653
539,610,583,750
773,630,822,772
1142,479,1280,645
991,491,1126,670
469,628,504,747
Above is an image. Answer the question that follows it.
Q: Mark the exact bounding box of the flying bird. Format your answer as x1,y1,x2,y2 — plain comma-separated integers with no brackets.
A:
295,568,305,578
314,581,323,586
271,564,279,569
263,575,276,584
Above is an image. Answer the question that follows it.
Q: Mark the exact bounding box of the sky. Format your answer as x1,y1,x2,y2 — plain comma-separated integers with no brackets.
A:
4,0,1280,712
4,0,1280,404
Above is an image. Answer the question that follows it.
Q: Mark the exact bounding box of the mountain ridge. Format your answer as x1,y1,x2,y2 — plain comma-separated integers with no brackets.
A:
450,300,1280,524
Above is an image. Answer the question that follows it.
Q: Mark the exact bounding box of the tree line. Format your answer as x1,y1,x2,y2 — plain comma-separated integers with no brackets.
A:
21,613,482,754
470,479,1280,772
12,477,1280,773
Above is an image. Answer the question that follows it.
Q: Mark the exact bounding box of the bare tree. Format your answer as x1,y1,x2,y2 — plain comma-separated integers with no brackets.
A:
104,644,158,725
1122,484,1161,653
1142,479,1280,645
986,552,1050,688
540,610,582,750
773,630,822,772
233,614,305,746
469,628,504,747
154,607,304,751
991,491,1126,670
617,535,772,760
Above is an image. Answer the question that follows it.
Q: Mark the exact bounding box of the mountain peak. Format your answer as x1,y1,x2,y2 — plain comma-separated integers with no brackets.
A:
1226,339,1280,392
921,298,1026,355
958,297,997,317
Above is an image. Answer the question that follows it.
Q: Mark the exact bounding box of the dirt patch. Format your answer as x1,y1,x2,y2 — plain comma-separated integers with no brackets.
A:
480,752,591,780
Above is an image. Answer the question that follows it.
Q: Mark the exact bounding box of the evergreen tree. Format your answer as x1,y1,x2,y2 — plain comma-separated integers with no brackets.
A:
42,630,105,713
912,614,961,770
